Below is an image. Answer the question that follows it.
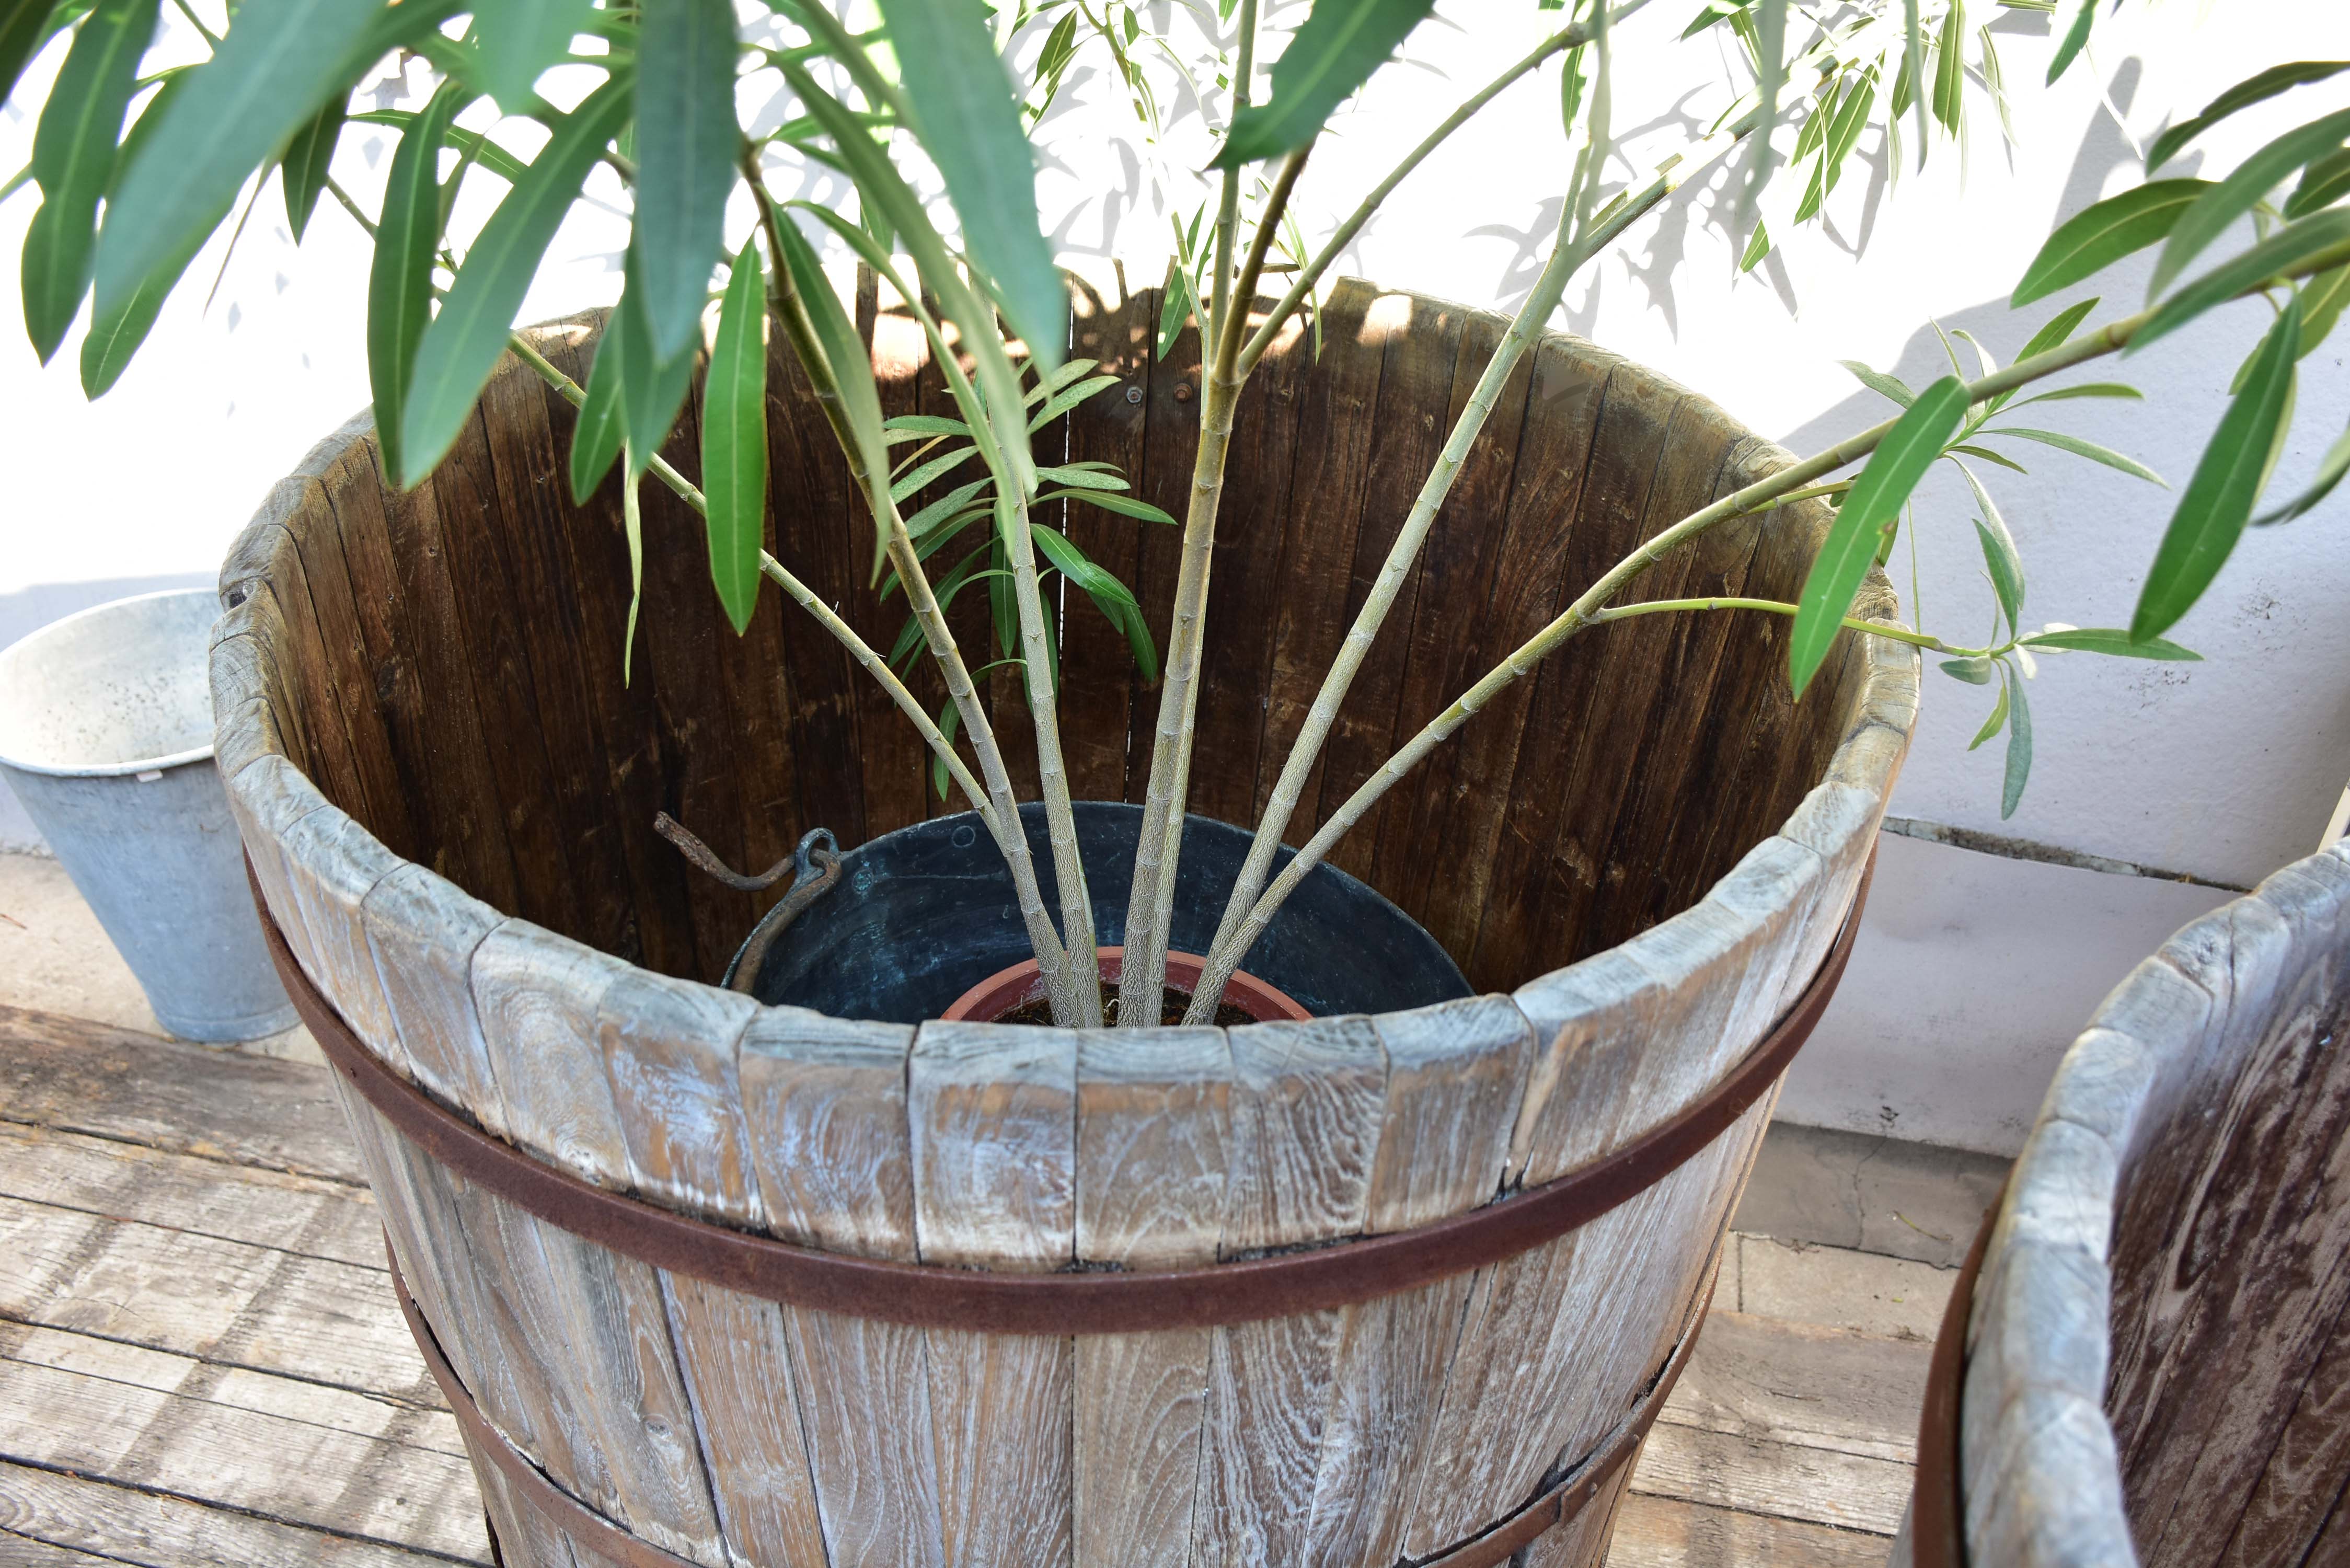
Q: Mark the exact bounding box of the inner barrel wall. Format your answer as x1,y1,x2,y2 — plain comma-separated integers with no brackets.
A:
226,275,1869,996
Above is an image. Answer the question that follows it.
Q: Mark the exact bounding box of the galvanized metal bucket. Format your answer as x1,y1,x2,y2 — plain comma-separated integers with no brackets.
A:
0,589,294,1041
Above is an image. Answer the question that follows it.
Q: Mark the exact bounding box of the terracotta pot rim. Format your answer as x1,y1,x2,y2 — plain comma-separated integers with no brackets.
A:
942,945,1310,1024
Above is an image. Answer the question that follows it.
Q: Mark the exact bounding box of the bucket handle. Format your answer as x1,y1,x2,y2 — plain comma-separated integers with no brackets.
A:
652,814,842,994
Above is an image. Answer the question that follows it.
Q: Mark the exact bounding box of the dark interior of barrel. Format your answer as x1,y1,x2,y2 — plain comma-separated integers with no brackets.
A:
251,276,1863,998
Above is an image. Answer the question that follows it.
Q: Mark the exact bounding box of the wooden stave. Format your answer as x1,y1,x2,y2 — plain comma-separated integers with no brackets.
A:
211,281,1919,1568
1949,840,2350,1568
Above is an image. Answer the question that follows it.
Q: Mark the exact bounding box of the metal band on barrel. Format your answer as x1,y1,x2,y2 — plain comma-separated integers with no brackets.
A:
258,851,1871,1335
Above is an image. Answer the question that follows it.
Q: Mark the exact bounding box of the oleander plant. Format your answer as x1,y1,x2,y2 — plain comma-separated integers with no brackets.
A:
6,0,2345,1023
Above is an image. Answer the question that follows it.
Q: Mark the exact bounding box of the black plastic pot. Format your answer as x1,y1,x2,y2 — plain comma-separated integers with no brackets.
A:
730,800,1472,1024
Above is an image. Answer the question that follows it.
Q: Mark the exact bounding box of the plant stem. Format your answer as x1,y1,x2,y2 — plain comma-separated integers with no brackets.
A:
741,157,1088,1024
1585,596,1974,654
1113,0,1264,1025
1186,273,2335,1005
1187,118,1759,1021
1237,0,1654,377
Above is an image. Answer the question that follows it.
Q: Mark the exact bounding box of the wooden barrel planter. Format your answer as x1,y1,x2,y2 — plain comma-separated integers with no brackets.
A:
209,275,1917,1568
1904,840,2350,1568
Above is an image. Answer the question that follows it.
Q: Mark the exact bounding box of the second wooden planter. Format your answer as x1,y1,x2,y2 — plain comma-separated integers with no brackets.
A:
211,275,1917,1568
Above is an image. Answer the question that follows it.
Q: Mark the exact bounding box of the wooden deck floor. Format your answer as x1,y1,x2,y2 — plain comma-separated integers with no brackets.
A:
0,856,1944,1568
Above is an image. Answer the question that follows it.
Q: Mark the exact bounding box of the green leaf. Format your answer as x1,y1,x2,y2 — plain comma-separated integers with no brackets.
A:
1930,0,1964,136
2298,262,2350,354
1028,373,1121,430
2022,627,2202,659
1024,355,1101,403
1033,463,1128,491
1157,256,1198,357
1742,0,1788,218
1789,375,1968,697
1031,524,1158,681
2253,416,2350,525
1820,67,1876,201
94,0,386,308
2013,296,2100,363
79,71,216,397
1838,359,1915,408
1900,0,1927,149
904,478,991,536
1950,441,2030,475
891,445,981,502
615,250,700,476
633,0,737,363
1968,668,2009,750
1941,656,1995,684
2146,61,2350,174
280,93,343,243
2010,180,2208,306
1738,217,1771,273
2000,664,2032,818
2132,296,2300,641
2045,0,2092,84
2007,381,2142,407
1049,488,1179,526
702,241,768,635
2151,108,2350,298
771,203,893,571
20,0,155,365
349,110,531,184
784,64,1033,494
2133,206,2350,353
569,319,627,501
874,0,1064,371
930,692,963,801
401,75,631,487
1953,457,2024,634
471,0,596,113
367,82,463,494
2285,147,2350,220
0,0,64,114
1980,426,2164,486
1215,0,1438,169
886,413,972,439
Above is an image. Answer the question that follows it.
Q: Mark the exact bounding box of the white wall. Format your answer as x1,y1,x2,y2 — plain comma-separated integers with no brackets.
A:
4,2,2345,1150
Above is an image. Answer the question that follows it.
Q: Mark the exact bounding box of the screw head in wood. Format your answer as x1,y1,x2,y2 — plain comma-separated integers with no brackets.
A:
1125,384,1143,404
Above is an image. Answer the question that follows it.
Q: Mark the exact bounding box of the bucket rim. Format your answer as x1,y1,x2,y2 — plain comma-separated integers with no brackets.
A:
0,587,220,778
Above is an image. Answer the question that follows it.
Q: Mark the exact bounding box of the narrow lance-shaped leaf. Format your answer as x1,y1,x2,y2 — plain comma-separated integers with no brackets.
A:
280,93,343,243
471,0,597,114
2254,415,2350,525
874,0,1064,371
2298,263,2350,355
2286,148,2350,220
1789,374,1969,696
367,82,464,493
1901,0,1927,156
1969,665,2010,750
2022,627,2202,659
2000,662,2032,818
21,0,156,364
79,73,216,398
2046,0,2093,85
1839,359,1915,408
1930,0,1964,136
1032,523,1159,681
771,205,893,577
1215,0,1438,168
2132,207,2350,352
621,458,645,685
94,0,386,305
2011,180,2208,306
2013,296,2100,363
784,65,1033,494
2151,108,2350,298
633,0,736,363
1953,458,2024,634
569,316,627,501
2132,295,2300,641
0,0,64,113
1739,0,1788,222
702,241,768,634
615,245,700,476
401,75,632,487
1941,656,1995,685
2146,61,2350,174
1980,425,2164,486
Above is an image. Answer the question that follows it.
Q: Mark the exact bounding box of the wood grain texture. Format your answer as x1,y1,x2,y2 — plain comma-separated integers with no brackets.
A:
1073,1027,1230,1568
1195,1016,1386,1568
468,921,634,1189
912,1023,1077,1568
363,864,512,1137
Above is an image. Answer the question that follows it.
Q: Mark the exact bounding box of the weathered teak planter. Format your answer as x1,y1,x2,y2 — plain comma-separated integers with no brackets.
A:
209,276,1916,1568
1904,841,2350,1568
